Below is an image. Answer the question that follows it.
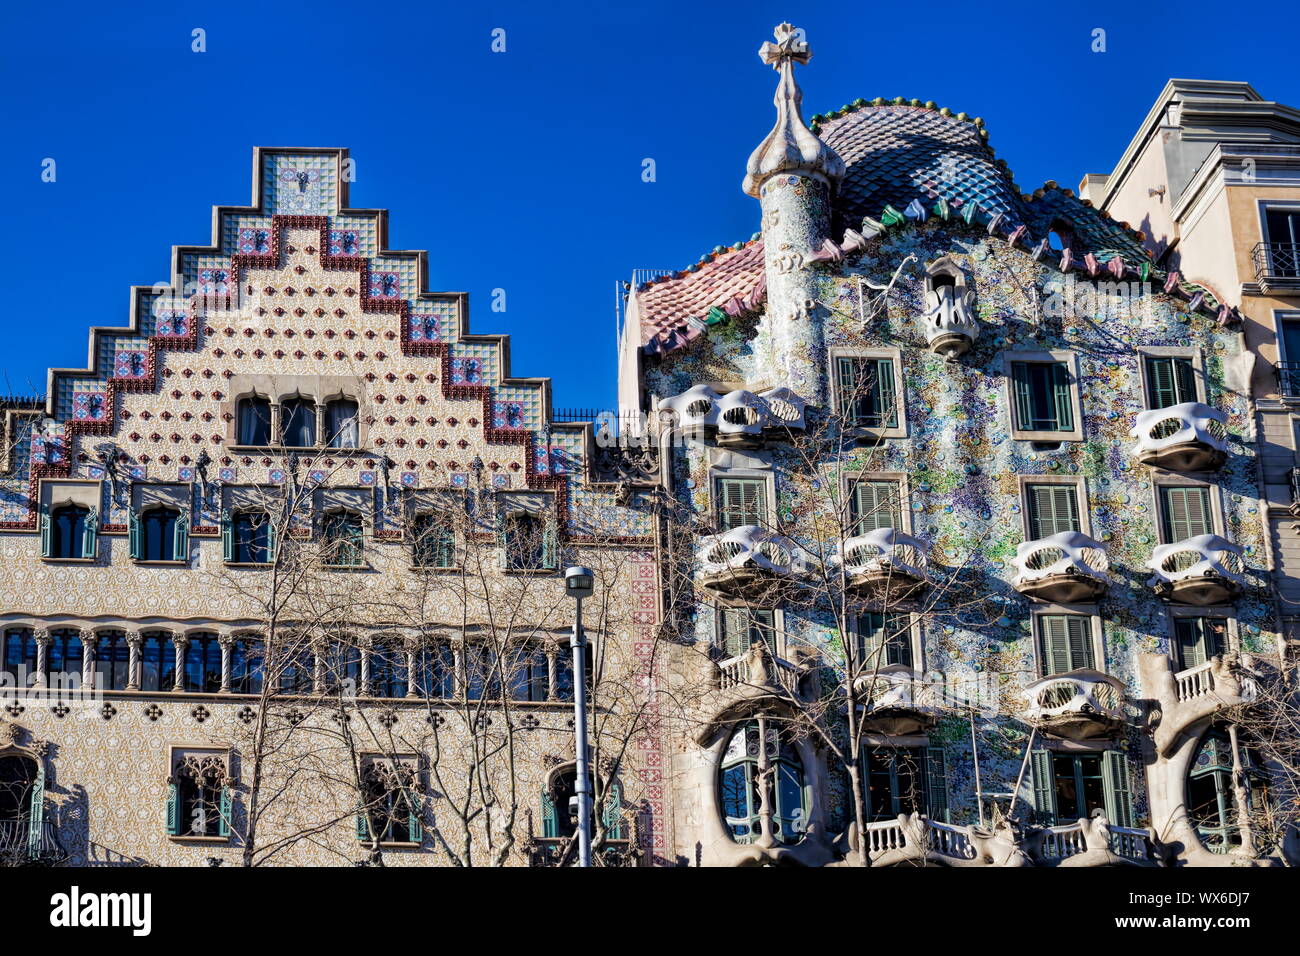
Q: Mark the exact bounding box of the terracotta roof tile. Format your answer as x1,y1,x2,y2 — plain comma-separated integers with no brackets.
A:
636,240,766,353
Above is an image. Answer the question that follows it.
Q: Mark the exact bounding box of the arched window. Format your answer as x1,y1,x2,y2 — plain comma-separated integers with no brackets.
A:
506,643,550,702
183,633,222,693
281,396,316,448
322,641,362,696
226,510,273,564
540,768,627,844
719,718,807,846
237,396,272,446
502,511,555,571
552,645,593,703
45,630,83,691
1187,726,1271,854
465,644,501,700
138,632,172,692
229,638,263,695
411,512,455,569
322,511,364,567
0,754,37,821
369,640,409,698
275,640,315,695
94,630,131,691
48,505,93,559
167,751,230,839
132,507,184,562
410,642,456,699
0,752,45,862
358,758,421,845
1,628,38,689
324,398,359,448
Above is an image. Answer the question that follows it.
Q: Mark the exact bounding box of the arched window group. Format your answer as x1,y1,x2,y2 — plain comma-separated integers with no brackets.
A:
236,395,360,449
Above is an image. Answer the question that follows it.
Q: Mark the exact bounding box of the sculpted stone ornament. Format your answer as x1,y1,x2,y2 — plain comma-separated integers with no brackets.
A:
922,258,980,359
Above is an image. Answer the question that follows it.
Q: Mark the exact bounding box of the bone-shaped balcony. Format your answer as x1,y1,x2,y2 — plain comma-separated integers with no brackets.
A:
1012,531,1109,603
1023,669,1126,740
1130,402,1227,472
699,525,805,600
841,528,929,602
1148,534,1245,605
658,385,807,447
855,664,938,734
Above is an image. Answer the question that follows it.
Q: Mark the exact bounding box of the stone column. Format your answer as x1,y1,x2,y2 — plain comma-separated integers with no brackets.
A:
546,647,558,702
218,634,234,694
32,628,51,688
171,634,189,693
312,641,326,695
125,631,143,691
80,630,98,692
405,639,418,699
360,639,373,698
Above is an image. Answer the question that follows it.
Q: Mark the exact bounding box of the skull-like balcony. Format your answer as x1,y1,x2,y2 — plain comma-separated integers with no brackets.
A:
841,528,929,602
1130,402,1228,472
658,385,807,448
922,262,980,361
699,525,804,602
1148,534,1245,605
1012,532,1109,604
1024,669,1127,741
856,664,938,734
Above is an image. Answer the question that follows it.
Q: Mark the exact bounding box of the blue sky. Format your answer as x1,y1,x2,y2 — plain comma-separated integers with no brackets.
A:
3,0,1298,410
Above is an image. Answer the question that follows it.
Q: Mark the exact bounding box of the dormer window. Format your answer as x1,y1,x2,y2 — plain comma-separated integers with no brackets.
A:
237,396,272,446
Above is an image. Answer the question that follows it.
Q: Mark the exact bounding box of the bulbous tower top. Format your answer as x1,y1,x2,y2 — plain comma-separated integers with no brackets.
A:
742,23,846,198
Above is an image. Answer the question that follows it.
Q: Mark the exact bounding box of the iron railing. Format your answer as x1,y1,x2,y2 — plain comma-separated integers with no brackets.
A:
1254,242,1300,282
1291,468,1300,518
1276,362,1300,399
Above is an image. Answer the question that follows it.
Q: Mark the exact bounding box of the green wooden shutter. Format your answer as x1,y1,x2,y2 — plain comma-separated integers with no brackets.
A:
1051,363,1074,431
128,509,141,559
356,808,370,841
857,612,883,667
1066,615,1094,670
165,782,181,836
1030,749,1058,825
1161,486,1213,542
602,780,626,839
217,785,232,838
541,516,557,569
39,506,52,557
853,480,901,533
1146,357,1176,409
406,791,423,843
1011,362,1034,430
1102,750,1134,827
1174,357,1196,405
1040,615,1071,675
923,746,950,823
720,608,746,658
1175,618,1206,669
83,507,98,560
717,478,765,530
874,358,898,428
540,787,559,838
836,357,861,419
26,758,45,860
173,510,189,561
266,515,277,562
221,509,234,562
497,514,509,569
1028,484,1079,538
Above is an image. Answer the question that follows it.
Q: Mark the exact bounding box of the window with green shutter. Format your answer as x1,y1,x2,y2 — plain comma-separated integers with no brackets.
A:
862,746,928,821
1037,614,1095,675
1159,486,1213,542
412,512,456,568
1174,617,1228,670
1011,360,1074,432
718,607,776,658
851,479,903,534
835,356,899,428
1145,356,1197,409
715,477,767,531
856,612,913,668
1025,483,1081,539
1102,750,1134,827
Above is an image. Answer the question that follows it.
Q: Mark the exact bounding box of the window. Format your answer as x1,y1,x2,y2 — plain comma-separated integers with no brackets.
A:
502,512,554,571
863,746,948,822
1265,207,1300,278
717,607,776,659
138,632,171,692
182,633,222,694
539,768,627,845
277,646,314,695
715,477,767,531
720,719,807,845
281,396,316,448
369,641,409,698
856,612,913,669
506,644,550,702
849,479,902,534
45,630,82,690
321,511,364,567
1025,483,1081,540
94,631,131,691
412,512,455,569
553,646,592,703
1174,616,1228,671
237,396,272,446
1280,314,1300,364
1010,360,1075,433
1145,356,1197,409
358,759,422,845
835,355,899,429
1037,614,1095,675
225,510,273,564
1030,749,1132,827
465,645,501,700
321,642,362,696
1158,485,1214,542
324,398,359,448
131,507,186,562
43,504,96,559
1187,727,1271,853
1,629,37,689
0,753,44,861
167,751,231,839
229,639,264,695
410,643,456,699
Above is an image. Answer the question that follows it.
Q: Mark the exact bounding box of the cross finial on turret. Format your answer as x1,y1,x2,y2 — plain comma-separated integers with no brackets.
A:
758,23,810,69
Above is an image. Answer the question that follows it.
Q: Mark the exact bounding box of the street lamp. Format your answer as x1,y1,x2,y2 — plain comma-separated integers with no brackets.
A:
564,566,594,867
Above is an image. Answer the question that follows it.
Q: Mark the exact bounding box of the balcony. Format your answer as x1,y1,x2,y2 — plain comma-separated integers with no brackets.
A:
699,525,805,601
1028,817,1156,866
1012,531,1109,603
1148,534,1245,605
860,816,979,865
841,528,930,602
1277,363,1300,400
1130,402,1228,472
1142,652,1261,758
1291,468,1300,519
1023,669,1126,740
855,664,938,734
1252,241,1300,294
658,385,807,447
0,818,65,866
716,645,803,698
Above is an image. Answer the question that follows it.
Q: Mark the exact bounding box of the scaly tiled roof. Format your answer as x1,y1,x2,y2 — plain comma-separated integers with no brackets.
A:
637,239,766,353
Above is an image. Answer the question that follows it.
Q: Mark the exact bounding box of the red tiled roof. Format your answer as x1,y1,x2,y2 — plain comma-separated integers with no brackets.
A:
636,240,766,353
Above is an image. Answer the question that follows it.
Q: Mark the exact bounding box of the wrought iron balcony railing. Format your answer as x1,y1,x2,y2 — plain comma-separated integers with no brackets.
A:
1275,362,1300,400
1253,241,1300,283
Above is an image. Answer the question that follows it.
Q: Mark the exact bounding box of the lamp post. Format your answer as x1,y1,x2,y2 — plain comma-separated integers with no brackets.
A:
564,565,594,867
